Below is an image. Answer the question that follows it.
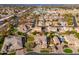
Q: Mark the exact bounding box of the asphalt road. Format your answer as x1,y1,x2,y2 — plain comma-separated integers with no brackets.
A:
72,16,78,27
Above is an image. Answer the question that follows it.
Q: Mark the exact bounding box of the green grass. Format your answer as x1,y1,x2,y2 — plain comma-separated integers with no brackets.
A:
75,32,79,39
63,13,73,25
40,48,49,54
0,36,4,50
0,53,3,55
77,49,79,53
67,17,73,25
63,30,79,39
27,48,33,52
25,35,35,52
8,52,16,55
25,41,34,52
25,40,35,51
8,25,18,35
63,48,73,54
27,35,34,42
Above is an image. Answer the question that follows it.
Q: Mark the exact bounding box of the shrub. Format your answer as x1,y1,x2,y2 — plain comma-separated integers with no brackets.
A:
44,32,49,35
17,31,25,36
63,45,68,49
32,31,38,35
48,32,55,38
64,41,68,44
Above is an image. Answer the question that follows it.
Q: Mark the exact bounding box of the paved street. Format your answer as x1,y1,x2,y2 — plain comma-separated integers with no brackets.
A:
72,16,78,27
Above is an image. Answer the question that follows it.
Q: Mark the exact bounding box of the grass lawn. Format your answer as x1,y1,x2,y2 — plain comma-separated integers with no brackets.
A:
0,36,4,51
77,49,79,53
40,48,50,54
63,48,73,54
